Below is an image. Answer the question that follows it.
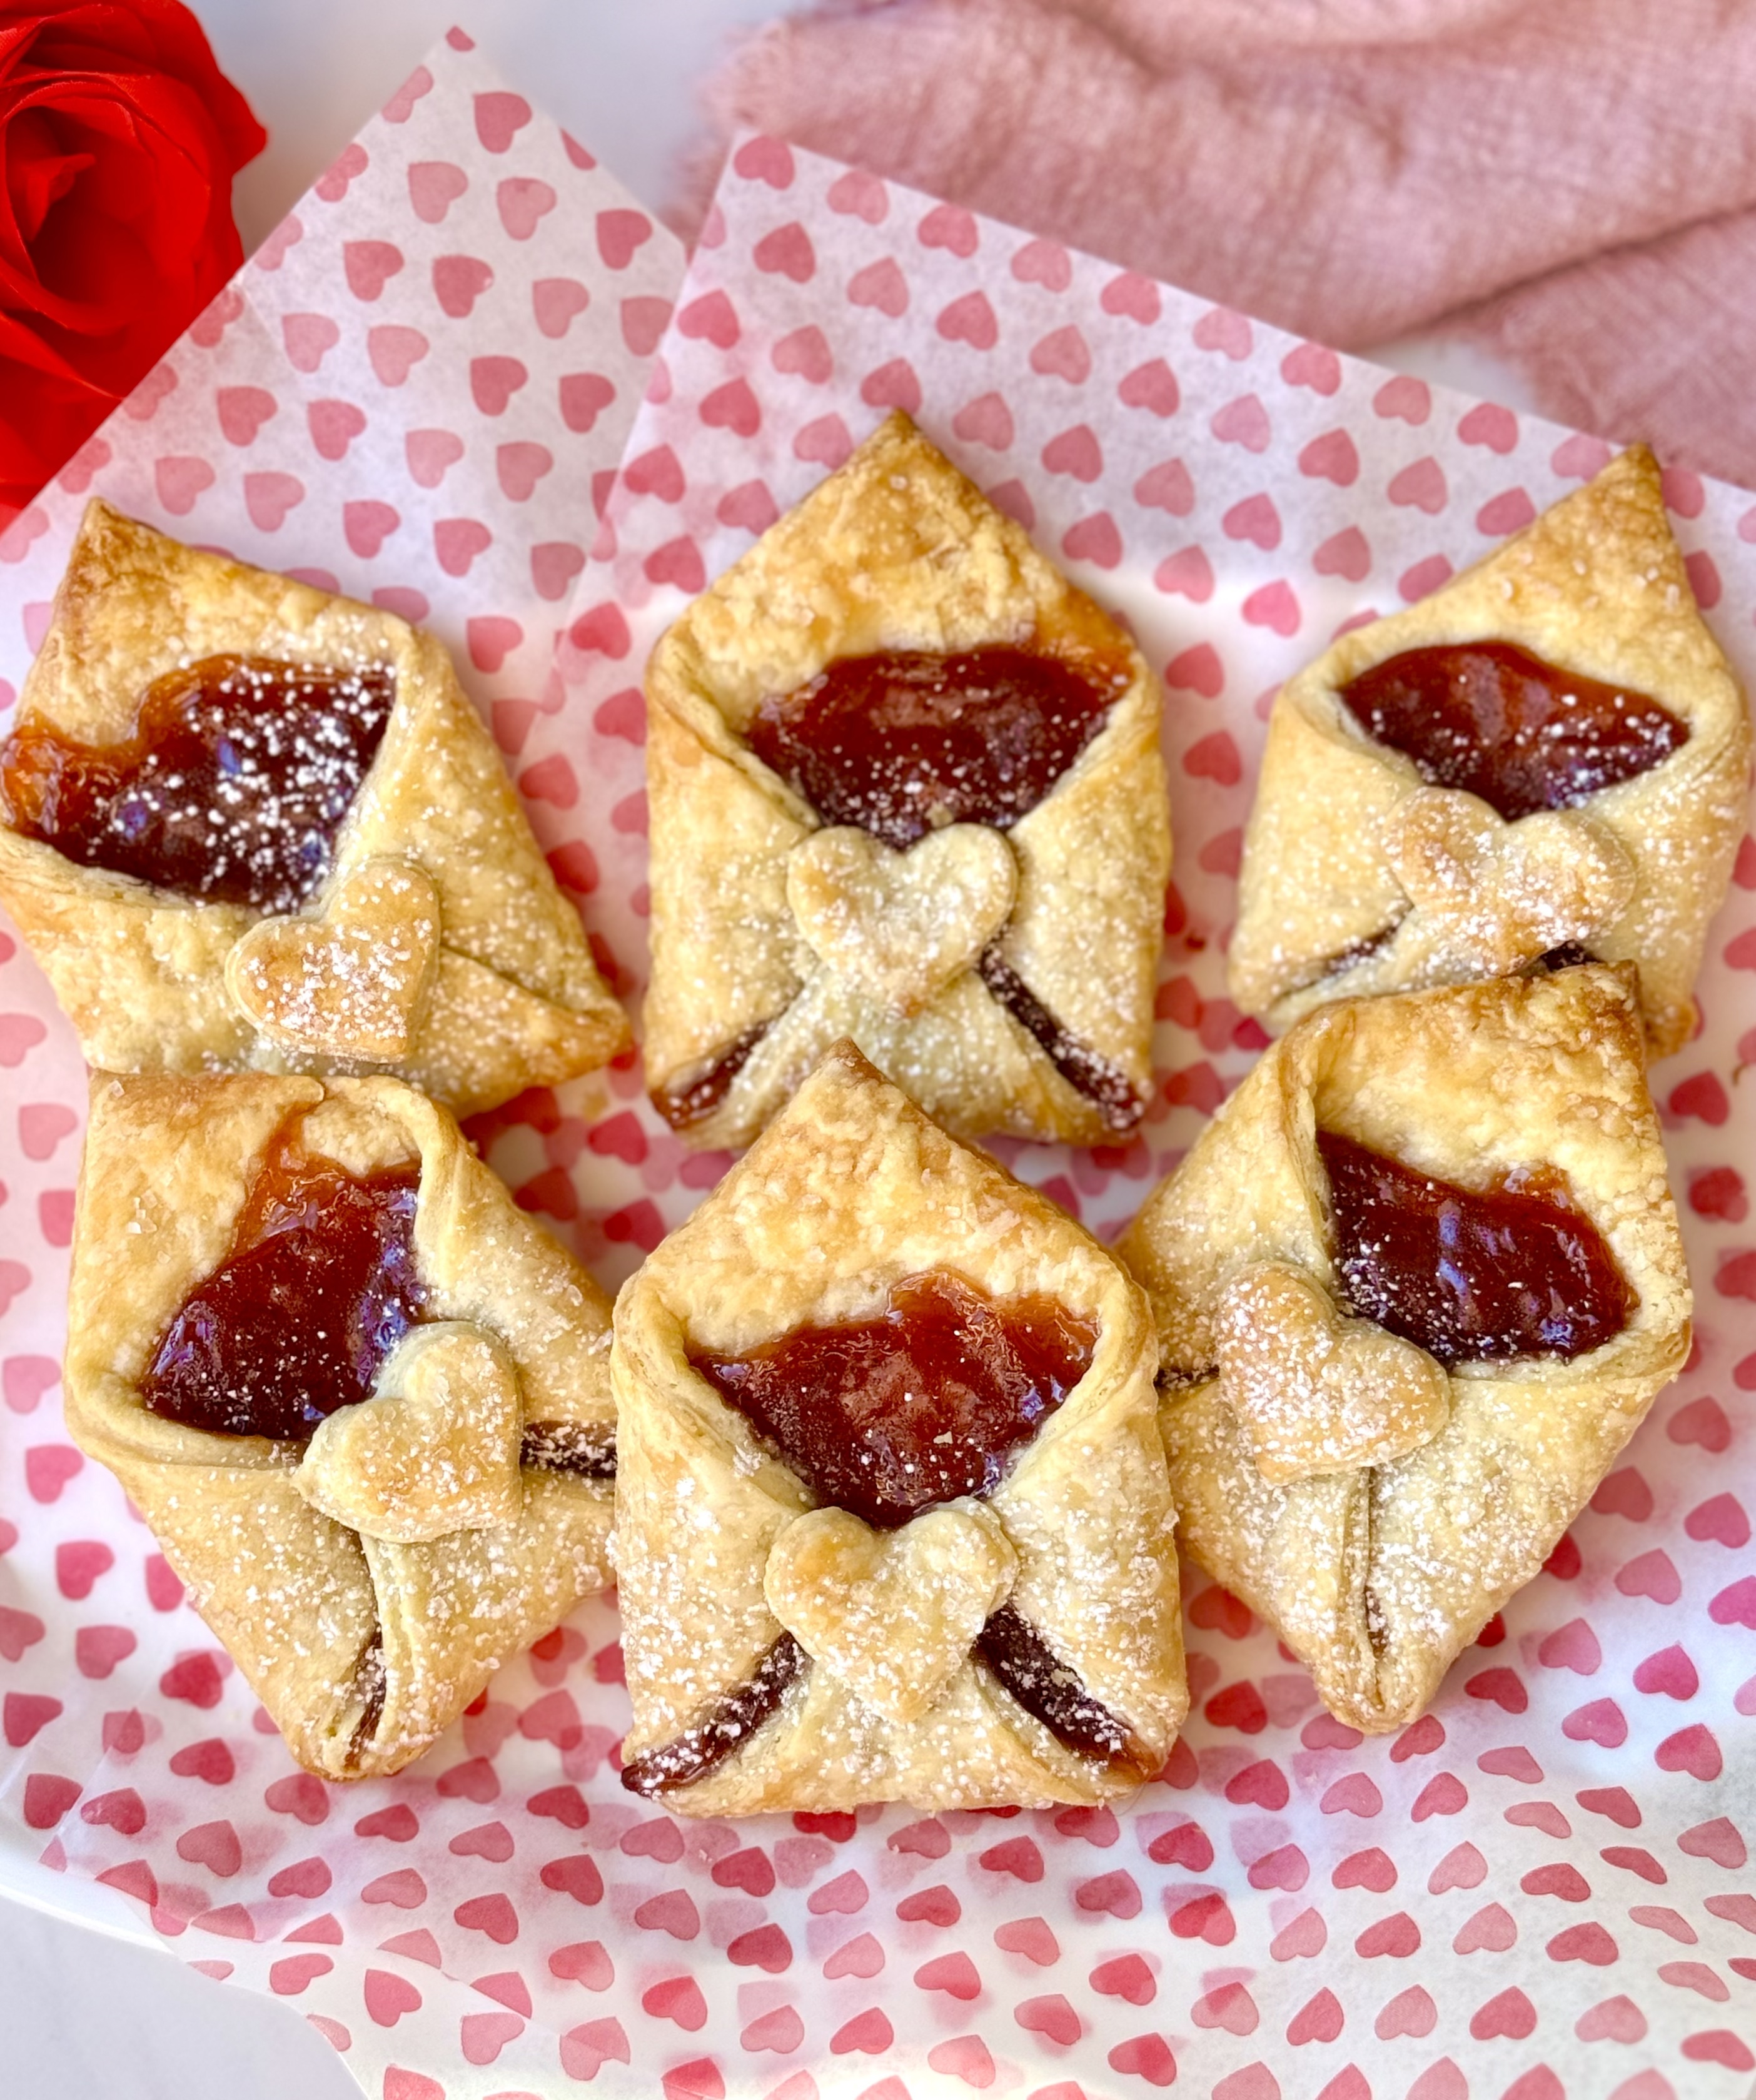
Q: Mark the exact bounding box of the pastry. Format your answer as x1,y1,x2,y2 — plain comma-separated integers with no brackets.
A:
1228,447,1750,1057
0,500,628,1115
612,1039,1187,1812
1116,966,1690,1734
642,411,1170,1149
63,1071,618,1779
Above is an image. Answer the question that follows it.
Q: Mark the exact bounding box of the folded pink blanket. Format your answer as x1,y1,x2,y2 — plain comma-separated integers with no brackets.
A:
696,0,1756,490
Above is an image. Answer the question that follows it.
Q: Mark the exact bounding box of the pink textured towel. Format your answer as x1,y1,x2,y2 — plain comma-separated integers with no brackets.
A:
697,0,1756,489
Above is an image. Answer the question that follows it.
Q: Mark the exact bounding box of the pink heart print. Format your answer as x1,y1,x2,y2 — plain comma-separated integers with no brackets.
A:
281,311,340,373
5,54,1756,2100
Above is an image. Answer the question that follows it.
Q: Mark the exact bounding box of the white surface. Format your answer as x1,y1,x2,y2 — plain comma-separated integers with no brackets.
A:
0,3,1537,2093
206,0,799,256
0,1883,358,2100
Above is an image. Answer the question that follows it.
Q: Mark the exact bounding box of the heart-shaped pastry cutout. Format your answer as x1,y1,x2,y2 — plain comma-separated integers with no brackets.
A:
764,1499,1017,1723
1216,1260,1450,1484
226,856,441,1060
786,824,1017,1016
1380,787,1635,974
296,1322,523,1542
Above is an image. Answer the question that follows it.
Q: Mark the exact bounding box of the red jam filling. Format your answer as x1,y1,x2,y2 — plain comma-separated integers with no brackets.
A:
651,1022,770,1134
1318,1129,1633,1368
977,1603,1145,1772
143,1133,426,1440
689,1270,1096,1530
1338,640,1686,821
621,1632,804,1797
0,653,395,913
746,645,1118,851
976,947,1140,1131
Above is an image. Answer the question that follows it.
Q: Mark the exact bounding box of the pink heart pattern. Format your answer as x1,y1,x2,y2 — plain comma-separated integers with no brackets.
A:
3,56,1756,2100
514,129,1755,2100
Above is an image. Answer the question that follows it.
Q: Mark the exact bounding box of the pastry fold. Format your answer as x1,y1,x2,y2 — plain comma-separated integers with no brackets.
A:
643,411,1170,1147
0,501,628,1114
64,1072,617,1779
1228,447,1750,1057
613,1040,1187,1811
1118,967,1690,1733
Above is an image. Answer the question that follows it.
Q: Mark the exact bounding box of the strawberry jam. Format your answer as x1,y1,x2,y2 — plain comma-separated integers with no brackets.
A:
1338,640,1685,820
746,645,1117,851
1318,1129,1632,1367
977,947,1140,1131
0,654,395,912
651,1021,769,1133
689,1271,1095,1530
622,1632,804,1797
977,1603,1145,1773
144,1132,426,1440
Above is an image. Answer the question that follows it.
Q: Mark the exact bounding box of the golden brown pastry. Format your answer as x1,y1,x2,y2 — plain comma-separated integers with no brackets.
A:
1117,966,1690,1734
642,411,1170,1149
0,501,628,1115
1229,447,1750,1057
64,1071,618,1779
613,1039,1187,1812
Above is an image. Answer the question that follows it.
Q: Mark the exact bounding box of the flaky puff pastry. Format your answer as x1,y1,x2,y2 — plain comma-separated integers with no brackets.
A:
64,1073,617,1780
613,1041,1187,1812
1229,448,1750,1057
642,412,1169,1149
1117,967,1690,1734
0,502,628,1114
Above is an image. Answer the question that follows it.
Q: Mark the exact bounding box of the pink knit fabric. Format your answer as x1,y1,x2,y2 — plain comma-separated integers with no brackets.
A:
695,0,1756,487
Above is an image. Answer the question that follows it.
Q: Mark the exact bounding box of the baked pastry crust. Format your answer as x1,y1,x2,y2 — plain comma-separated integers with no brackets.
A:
64,1071,617,1779
613,1039,1187,1811
1117,966,1690,1734
0,501,628,1115
642,411,1170,1148
1229,447,1751,1058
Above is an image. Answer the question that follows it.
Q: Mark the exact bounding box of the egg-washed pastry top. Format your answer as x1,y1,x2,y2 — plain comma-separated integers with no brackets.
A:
641,412,1170,1151
0,500,628,1115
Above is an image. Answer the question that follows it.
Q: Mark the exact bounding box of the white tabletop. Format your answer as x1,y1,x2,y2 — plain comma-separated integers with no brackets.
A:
0,3,1533,2091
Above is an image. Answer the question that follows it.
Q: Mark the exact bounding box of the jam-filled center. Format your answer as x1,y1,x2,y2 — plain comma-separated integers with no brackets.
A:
1318,1128,1633,1367
143,1133,426,1440
689,1269,1096,1529
1338,640,1686,821
0,652,395,913
746,645,1118,851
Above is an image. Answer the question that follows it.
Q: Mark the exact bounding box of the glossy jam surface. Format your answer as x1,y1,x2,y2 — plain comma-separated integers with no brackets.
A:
650,1022,769,1133
977,947,1139,1132
0,654,395,912
977,1603,1143,1772
690,1271,1096,1530
1338,641,1686,820
746,646,1117,851
621,1632,803,1797
143,1134,426,1440
1318,1128,1633,1367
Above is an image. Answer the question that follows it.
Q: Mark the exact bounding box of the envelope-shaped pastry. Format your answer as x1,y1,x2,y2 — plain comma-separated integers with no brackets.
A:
0,501,628,1115
1229,447,1751,1058
1118,966,1690,1733
642,411,1170,1149
64,1071,618,1779
613,1039,1186,1812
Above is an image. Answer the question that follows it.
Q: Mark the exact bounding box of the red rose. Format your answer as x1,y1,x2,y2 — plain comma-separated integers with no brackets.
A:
0,1,264,523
